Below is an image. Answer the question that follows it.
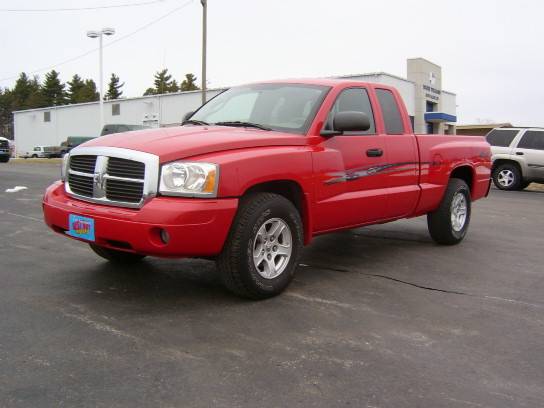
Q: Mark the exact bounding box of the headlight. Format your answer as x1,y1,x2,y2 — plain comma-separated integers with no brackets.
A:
159,161,218,197
61,153,70,181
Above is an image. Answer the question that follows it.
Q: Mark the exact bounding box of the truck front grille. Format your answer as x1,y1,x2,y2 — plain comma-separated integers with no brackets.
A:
65,148,159,209
107,157,145,179
70,155,97,173
105,179,144,203
67,173,94,197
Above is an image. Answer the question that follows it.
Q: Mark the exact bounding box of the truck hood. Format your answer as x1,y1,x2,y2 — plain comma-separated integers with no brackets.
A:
82,126,308,162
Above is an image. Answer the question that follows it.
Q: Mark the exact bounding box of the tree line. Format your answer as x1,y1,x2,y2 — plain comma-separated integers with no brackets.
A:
0,68,199,139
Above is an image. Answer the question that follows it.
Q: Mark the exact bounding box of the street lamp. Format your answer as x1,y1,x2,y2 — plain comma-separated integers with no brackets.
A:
201,0,207,105
87,27,115,132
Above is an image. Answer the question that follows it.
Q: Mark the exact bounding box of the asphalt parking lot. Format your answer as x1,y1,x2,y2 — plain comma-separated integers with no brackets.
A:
1,161,543,408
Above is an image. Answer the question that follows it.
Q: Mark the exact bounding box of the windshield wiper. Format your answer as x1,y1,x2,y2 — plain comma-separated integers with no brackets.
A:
214,121,272,131
183,119,209,126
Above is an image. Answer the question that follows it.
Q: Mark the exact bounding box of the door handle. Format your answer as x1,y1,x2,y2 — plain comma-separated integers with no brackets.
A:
366,148,383,157
516,151,524,156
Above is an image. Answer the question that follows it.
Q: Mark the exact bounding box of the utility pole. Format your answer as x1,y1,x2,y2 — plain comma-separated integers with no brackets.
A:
201,0,207,105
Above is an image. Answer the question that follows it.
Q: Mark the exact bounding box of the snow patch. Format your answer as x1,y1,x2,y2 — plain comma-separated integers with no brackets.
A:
5,186,28,193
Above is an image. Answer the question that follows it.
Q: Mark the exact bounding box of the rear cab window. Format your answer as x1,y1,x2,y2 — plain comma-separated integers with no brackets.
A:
376,89,405,134
323,87,376,135
486,129,519,147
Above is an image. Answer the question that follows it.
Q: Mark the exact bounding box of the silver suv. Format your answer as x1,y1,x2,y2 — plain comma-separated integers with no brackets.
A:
487,128,544,190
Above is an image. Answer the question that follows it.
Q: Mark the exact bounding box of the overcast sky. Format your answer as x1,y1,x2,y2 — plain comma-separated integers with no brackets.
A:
1,0,543,126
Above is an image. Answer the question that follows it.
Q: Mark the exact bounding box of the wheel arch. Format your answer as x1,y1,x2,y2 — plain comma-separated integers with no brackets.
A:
450,165,474,196
242,179,312,245
492,158,523,175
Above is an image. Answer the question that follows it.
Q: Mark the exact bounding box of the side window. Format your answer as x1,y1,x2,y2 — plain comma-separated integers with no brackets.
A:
376,89,404,134
518,131,544,150
324,88,376,135
486,129,518,147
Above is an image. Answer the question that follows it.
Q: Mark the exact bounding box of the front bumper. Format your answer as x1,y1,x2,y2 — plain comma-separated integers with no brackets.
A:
43,181,238,257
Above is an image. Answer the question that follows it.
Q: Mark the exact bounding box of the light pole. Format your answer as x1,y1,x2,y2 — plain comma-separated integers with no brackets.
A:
201,0,207,105
87,27,115,132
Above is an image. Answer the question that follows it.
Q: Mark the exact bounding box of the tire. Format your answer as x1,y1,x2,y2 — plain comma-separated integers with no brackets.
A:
217,192,303,299
492,163,521,191
31,154,37,158
427,178,471,245
0,157,9,163
89,243,146,264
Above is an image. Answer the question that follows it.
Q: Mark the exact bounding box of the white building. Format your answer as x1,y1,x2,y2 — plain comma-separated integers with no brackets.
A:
13,58,456,155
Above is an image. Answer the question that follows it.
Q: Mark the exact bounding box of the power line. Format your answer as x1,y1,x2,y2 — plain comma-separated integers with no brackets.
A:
0,0,169,12
0,0,195,83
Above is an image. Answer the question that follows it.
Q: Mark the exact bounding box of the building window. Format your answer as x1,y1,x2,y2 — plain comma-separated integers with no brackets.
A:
44,111,51,122
112,104,120,116
426,101,436,112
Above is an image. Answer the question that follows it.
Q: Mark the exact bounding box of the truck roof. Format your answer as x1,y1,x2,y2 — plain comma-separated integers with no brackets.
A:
251,78,398,90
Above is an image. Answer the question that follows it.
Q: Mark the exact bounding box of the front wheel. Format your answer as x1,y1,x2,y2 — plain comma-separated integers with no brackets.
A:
89,243,146,264
217,192,303,299
427,178,471,245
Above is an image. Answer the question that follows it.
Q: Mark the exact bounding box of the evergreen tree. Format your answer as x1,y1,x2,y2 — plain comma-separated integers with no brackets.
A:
67,74,86,103
0,88,14,138
105,73,124,100
80,79,99,102
169,79,180,93
11,73,33,110
180,73,199,91
143,69,176,95
42,70,66,106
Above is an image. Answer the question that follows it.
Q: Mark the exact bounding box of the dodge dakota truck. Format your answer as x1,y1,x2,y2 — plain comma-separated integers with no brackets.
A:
43,80,492,299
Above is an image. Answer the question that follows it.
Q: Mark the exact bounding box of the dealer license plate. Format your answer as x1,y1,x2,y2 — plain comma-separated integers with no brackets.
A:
67,214,95,242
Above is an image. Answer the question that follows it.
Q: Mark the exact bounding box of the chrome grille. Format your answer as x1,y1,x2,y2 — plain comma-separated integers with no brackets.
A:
107,157,145,179
65,147,159,209
106,179,144,203
67,173,94,197
70,155,97,173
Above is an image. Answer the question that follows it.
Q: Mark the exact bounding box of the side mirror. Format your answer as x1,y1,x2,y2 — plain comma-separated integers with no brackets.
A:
334,111,371,132
182,111,194,124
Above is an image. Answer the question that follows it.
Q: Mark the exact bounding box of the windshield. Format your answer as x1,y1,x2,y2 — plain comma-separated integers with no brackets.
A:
189,83,330,134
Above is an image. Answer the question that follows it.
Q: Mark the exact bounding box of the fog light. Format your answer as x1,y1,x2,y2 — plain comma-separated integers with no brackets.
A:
159,228,170,244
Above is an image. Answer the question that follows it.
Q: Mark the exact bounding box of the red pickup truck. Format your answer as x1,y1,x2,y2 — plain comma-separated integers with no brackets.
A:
43,79,491,299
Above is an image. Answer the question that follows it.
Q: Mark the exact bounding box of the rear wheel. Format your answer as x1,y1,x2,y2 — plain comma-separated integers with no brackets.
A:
89,243,146,264
217,192,303,299
427,178,471,245
492,163,521,191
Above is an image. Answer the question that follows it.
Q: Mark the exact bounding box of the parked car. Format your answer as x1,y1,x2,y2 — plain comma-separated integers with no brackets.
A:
60,137,97,155
43,80,491,299
22,146,49,158
100,124,149,136
0,137,10,163
486,127,544,190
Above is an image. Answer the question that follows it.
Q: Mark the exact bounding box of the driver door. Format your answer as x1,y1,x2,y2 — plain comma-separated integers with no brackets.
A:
313,87,389,232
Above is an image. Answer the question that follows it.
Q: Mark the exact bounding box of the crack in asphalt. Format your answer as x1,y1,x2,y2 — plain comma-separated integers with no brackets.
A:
299,263,544,309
